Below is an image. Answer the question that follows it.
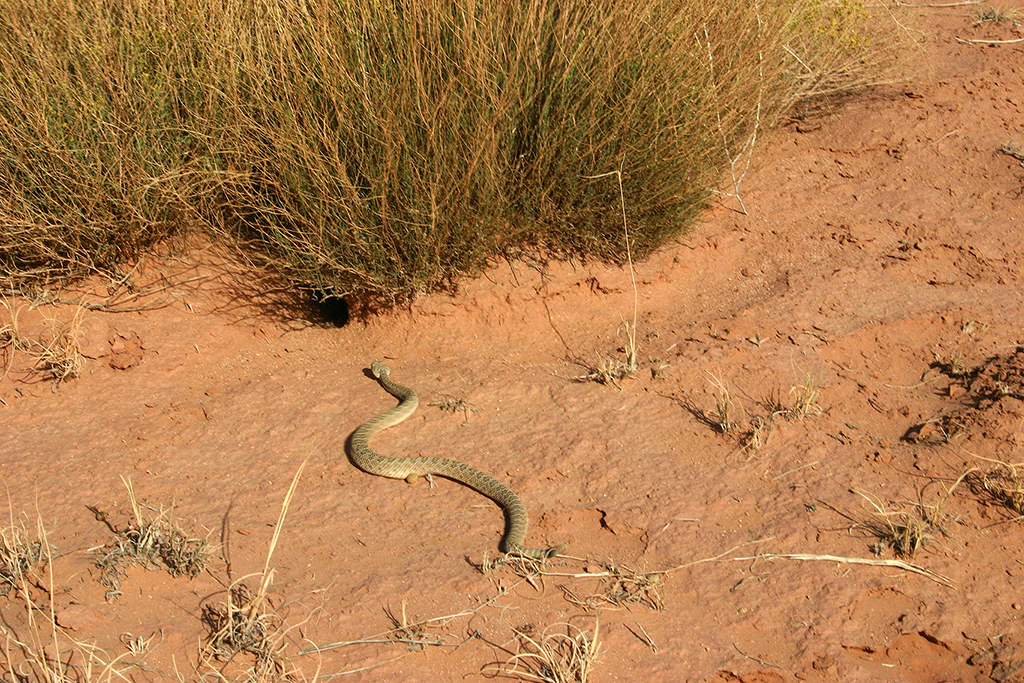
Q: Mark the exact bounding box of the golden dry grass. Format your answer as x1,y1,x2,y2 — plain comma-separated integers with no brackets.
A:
0,299,85,388
484,616,601,683
94,478,210,597
0,0,903,304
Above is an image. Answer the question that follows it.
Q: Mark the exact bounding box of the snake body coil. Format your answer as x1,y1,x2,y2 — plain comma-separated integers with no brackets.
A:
350,361,563,559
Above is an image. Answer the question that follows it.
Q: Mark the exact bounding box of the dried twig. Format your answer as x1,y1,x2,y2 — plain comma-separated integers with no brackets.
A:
728,553,954,587
955,36,1024,44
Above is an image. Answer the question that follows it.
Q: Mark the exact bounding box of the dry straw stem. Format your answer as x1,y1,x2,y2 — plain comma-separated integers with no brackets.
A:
2,517,137,683
0,299,85,387
483,615,601,683
574,168,639,389
895,0,982,6
0,518,44,597
963,454,1024,518
95,477,210,596
955,35,1024,43
727,553,954,588
660,536,953,586
202,459,308,680
853,471,968,559
699,23,762,215
789,373,823,418
705,370,739,433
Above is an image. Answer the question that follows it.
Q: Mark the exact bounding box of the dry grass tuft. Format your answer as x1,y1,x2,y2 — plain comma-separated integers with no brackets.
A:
789,374,823,418
94,478,209,597
32,307,84,388
861,496,932,559
1,520,138,683
736,415,775,457
966,462,1024,517
477,550,664,613
201,581,289,679
484,616,601,683
382,599,446,651
574,322,639,389
680,382,783,456
0,299,29,381
0,300,85,387
431,396,480,419
855,473,966,559
560,563,664,612
200,459,308,682
474,551,551,597
973,6,1021,26
0,520,44,597
706,371,739,433
933,350,970,378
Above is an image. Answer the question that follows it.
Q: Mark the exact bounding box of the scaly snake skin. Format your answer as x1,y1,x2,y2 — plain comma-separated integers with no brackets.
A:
350,361,564,559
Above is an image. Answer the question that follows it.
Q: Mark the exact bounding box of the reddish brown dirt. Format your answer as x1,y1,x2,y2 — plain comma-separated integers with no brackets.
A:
2,7,1024,683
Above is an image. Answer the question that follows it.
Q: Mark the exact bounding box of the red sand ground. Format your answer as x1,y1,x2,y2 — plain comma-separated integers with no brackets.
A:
2,7,1023,683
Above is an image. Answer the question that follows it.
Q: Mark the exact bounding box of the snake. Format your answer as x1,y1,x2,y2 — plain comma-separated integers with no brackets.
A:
349,361,564,560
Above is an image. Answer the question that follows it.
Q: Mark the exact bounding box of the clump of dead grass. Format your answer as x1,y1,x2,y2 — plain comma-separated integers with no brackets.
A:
933,350,971,378
706,371,739,433
0,299,29,381
32,308,84,388
1,520,139,683
484,616,601,683
474,551,551,599
574,322,639,389
676,380,778,458
200,460,309,682
94,478,210,597
0,300,85,388
855,473,967,559
736,415,774,456
476,550,664,614
0,519,45,597
431,396,480,419
789,373,823,419
382,599,446,651
965,462,1024,517
973,6,1021,26
560,563,664,612
201,582,290,680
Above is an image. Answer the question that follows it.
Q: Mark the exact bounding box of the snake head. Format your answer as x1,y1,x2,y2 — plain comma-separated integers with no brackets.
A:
370,361,390,379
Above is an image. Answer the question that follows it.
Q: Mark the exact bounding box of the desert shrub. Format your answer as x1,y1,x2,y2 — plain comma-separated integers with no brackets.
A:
0,0,894,303
205,0,891,303
0,0,214,288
